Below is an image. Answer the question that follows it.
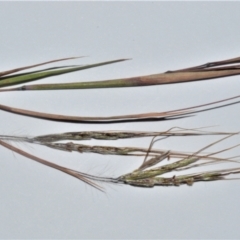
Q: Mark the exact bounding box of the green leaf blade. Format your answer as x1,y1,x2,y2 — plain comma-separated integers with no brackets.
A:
0,59,129,88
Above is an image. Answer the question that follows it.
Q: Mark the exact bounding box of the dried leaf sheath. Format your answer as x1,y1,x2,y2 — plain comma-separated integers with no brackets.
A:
12,67,240,91
1,55,240,91
0,93,239,123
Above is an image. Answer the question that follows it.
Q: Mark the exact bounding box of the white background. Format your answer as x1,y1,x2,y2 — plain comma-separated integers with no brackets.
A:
0,2,240,239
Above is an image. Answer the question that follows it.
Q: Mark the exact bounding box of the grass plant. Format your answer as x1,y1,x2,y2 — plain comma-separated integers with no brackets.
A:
1,56,240,191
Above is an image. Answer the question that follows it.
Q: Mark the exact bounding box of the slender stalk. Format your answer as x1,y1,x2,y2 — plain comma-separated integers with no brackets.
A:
0,139,106,191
